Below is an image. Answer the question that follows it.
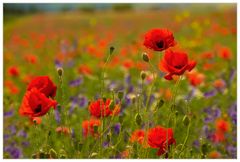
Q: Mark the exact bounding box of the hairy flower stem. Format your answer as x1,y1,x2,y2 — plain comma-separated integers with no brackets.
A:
143,60,158,158
178,123,191,158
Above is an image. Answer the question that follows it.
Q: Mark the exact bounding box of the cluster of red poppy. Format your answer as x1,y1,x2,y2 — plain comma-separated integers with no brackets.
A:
81,98,121,137
211,118,230,143
130,126,176,156
19,76,57,123
144,28,197,80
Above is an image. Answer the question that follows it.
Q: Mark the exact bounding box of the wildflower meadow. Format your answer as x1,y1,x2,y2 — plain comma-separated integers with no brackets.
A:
3,3,237,159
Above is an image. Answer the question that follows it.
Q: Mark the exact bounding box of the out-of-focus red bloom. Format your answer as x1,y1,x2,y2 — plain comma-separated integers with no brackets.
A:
208,151,221,158
8,66,19,77
218,47,232,60
24,54,38,64
130,130,145,144
19,88,57,117
213,79,226,89
88,99,120,118
121,150,130,158
122,59,135,69
186,71,205,87
159,49,196,80
147,126,176,156
27,76,57,98
78,65,93,75
201,52,214,59
5,80,19,94
202,63,216,71
211,131,225,143
215,119,230,133
144,28,176,51
82,118,101,137
55,126,71,135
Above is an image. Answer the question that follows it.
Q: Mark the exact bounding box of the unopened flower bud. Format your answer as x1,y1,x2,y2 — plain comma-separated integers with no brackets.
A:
109,101,115,110
182,115,190,126
110,46,115,55
142,53,149,62
201,143,209,155
57,68,63,76
156,99,164,109
140,71,147,80
135,113,142,126
102,97,107,103
93,125,98,134
90,152,98,158
175,111,179,116
118,91,124,100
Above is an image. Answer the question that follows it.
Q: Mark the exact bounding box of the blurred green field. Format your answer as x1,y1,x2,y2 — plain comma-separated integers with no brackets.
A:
3,4,237,159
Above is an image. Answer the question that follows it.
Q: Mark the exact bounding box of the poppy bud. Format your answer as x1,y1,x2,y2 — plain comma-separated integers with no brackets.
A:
156,99,164,109
110,46,115,55
135,113,142,126
140,71,147,80
109,101,115,110
57,105,61,112
93,125,98,134
118,91,124,100
57,68,63,76
102,97,107,103
142,53,149,62
49,148,57,159
182,115,190,126
107,133,111,142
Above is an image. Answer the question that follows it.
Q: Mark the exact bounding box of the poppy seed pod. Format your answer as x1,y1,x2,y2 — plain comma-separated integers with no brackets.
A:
57,68,63,76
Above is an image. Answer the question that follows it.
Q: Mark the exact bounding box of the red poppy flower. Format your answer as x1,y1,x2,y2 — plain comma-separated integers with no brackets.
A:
186,71,205,87
82,118,101,137
218,47,232,60
19,88,57,117
159,49,196,80
55,126,71,135
5,80,19,94
88,99,120,118
147,126,176,156
215,119,229,133
130,129,145,144
211,131,225,143
27,76,57,98
143,28,176,51
208,151,221,159
8,66,19,77
213,79,226,89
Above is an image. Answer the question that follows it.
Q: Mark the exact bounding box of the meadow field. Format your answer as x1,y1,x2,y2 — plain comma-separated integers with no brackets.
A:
3,4,237,159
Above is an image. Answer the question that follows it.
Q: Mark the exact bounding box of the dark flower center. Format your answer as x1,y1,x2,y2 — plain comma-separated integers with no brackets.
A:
174,65,183,69
156,41,164,49
34,105,42,113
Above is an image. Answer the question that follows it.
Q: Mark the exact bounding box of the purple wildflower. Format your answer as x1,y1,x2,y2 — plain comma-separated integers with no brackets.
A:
204,90,216,98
